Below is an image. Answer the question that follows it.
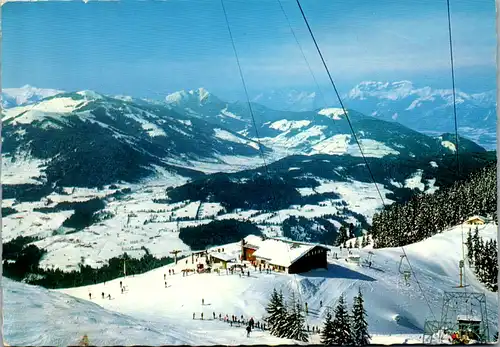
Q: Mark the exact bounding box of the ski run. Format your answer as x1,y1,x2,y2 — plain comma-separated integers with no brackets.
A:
3,222,498,346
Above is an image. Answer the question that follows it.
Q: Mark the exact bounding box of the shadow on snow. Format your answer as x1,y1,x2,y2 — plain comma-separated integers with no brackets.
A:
304,264,377,282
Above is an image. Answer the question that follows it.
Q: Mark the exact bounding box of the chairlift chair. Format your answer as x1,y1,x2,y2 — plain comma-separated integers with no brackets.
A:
398,255,411,286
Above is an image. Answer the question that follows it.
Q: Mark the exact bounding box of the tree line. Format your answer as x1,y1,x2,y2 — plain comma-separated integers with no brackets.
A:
264,288,370,345
466,226,498,292
2,236,178,289
371,164,496,248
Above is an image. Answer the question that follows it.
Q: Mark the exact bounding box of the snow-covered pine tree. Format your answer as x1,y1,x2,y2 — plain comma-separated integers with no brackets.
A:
287,301,309,342
351,289,371,346
320,308,335,345
361,235,367,248
280,291,307,341
331,294,353,345
466,228,474,265
265,288,287,337
280,291,296,339
337,225,347,246
354,237,360,248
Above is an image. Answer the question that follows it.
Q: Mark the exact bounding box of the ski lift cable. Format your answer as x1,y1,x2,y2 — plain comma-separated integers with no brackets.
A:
220,0,308,314
275,0,344,150
446,0,468,295
294,0,438,322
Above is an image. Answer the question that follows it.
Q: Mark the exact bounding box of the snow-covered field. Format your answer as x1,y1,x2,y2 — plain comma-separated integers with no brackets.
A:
4,223,497,346
2,164,439,271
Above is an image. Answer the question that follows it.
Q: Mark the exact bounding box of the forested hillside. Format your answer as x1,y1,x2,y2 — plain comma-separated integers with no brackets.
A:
372,164,497,248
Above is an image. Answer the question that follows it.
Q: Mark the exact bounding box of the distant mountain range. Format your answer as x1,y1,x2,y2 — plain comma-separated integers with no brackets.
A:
2,85,487,191
248,81,497,150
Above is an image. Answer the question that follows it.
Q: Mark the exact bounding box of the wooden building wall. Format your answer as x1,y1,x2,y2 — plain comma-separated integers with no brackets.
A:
288,246,328,274
243,247,257,261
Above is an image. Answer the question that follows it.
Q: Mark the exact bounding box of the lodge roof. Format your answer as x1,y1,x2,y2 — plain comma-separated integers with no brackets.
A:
252,240,326,268
209,252,236,262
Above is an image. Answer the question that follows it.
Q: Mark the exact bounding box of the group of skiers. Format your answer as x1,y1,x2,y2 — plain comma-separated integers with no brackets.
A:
192,311,262,337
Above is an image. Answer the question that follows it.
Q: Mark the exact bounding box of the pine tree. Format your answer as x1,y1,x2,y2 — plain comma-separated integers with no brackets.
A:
337,225,347,246
331,294,353,345
354,237,360,248
320,309,335,345
286,301,309,342
265,288,287,337
361,235,367,248
466,228,474,265
351,289,371,346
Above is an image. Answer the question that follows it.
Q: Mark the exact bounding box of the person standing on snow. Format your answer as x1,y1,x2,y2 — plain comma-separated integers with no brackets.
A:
89,293,92,300
202,298,205,305
246,325,251,337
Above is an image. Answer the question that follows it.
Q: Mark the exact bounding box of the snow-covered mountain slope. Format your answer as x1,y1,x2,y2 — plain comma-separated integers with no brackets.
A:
2,277,294,346
344,81,496,150
165,88,485,159
2,85,63,109
1,91,271,188
20,223,492,345
247,82,496,150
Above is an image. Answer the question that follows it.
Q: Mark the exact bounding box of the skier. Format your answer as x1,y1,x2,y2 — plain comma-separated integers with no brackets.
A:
121,287,124,294
202,298,205,305
249,317,254,329
164,273,166,280
119,281,122,288
247,271,250,277
89,293,92,300
246,325,251,337
102,292,105,299
320,300,323,308
201,312,204,320
219,313,222,320
164,281,167,288
172,269,175,275
108,294,111,300
193,312,195,319
213,312,216,319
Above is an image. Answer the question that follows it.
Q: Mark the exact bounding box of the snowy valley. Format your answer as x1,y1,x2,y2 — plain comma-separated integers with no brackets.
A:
1,86,498,346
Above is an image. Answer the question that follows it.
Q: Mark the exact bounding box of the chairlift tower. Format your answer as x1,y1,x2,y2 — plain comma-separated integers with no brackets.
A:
422,290,490,344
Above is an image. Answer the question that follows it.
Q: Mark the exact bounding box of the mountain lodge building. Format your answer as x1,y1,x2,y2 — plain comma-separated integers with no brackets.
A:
465,215,488,225
241,235,328,274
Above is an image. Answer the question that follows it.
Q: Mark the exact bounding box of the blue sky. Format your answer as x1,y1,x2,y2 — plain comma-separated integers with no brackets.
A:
3,0,496,101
